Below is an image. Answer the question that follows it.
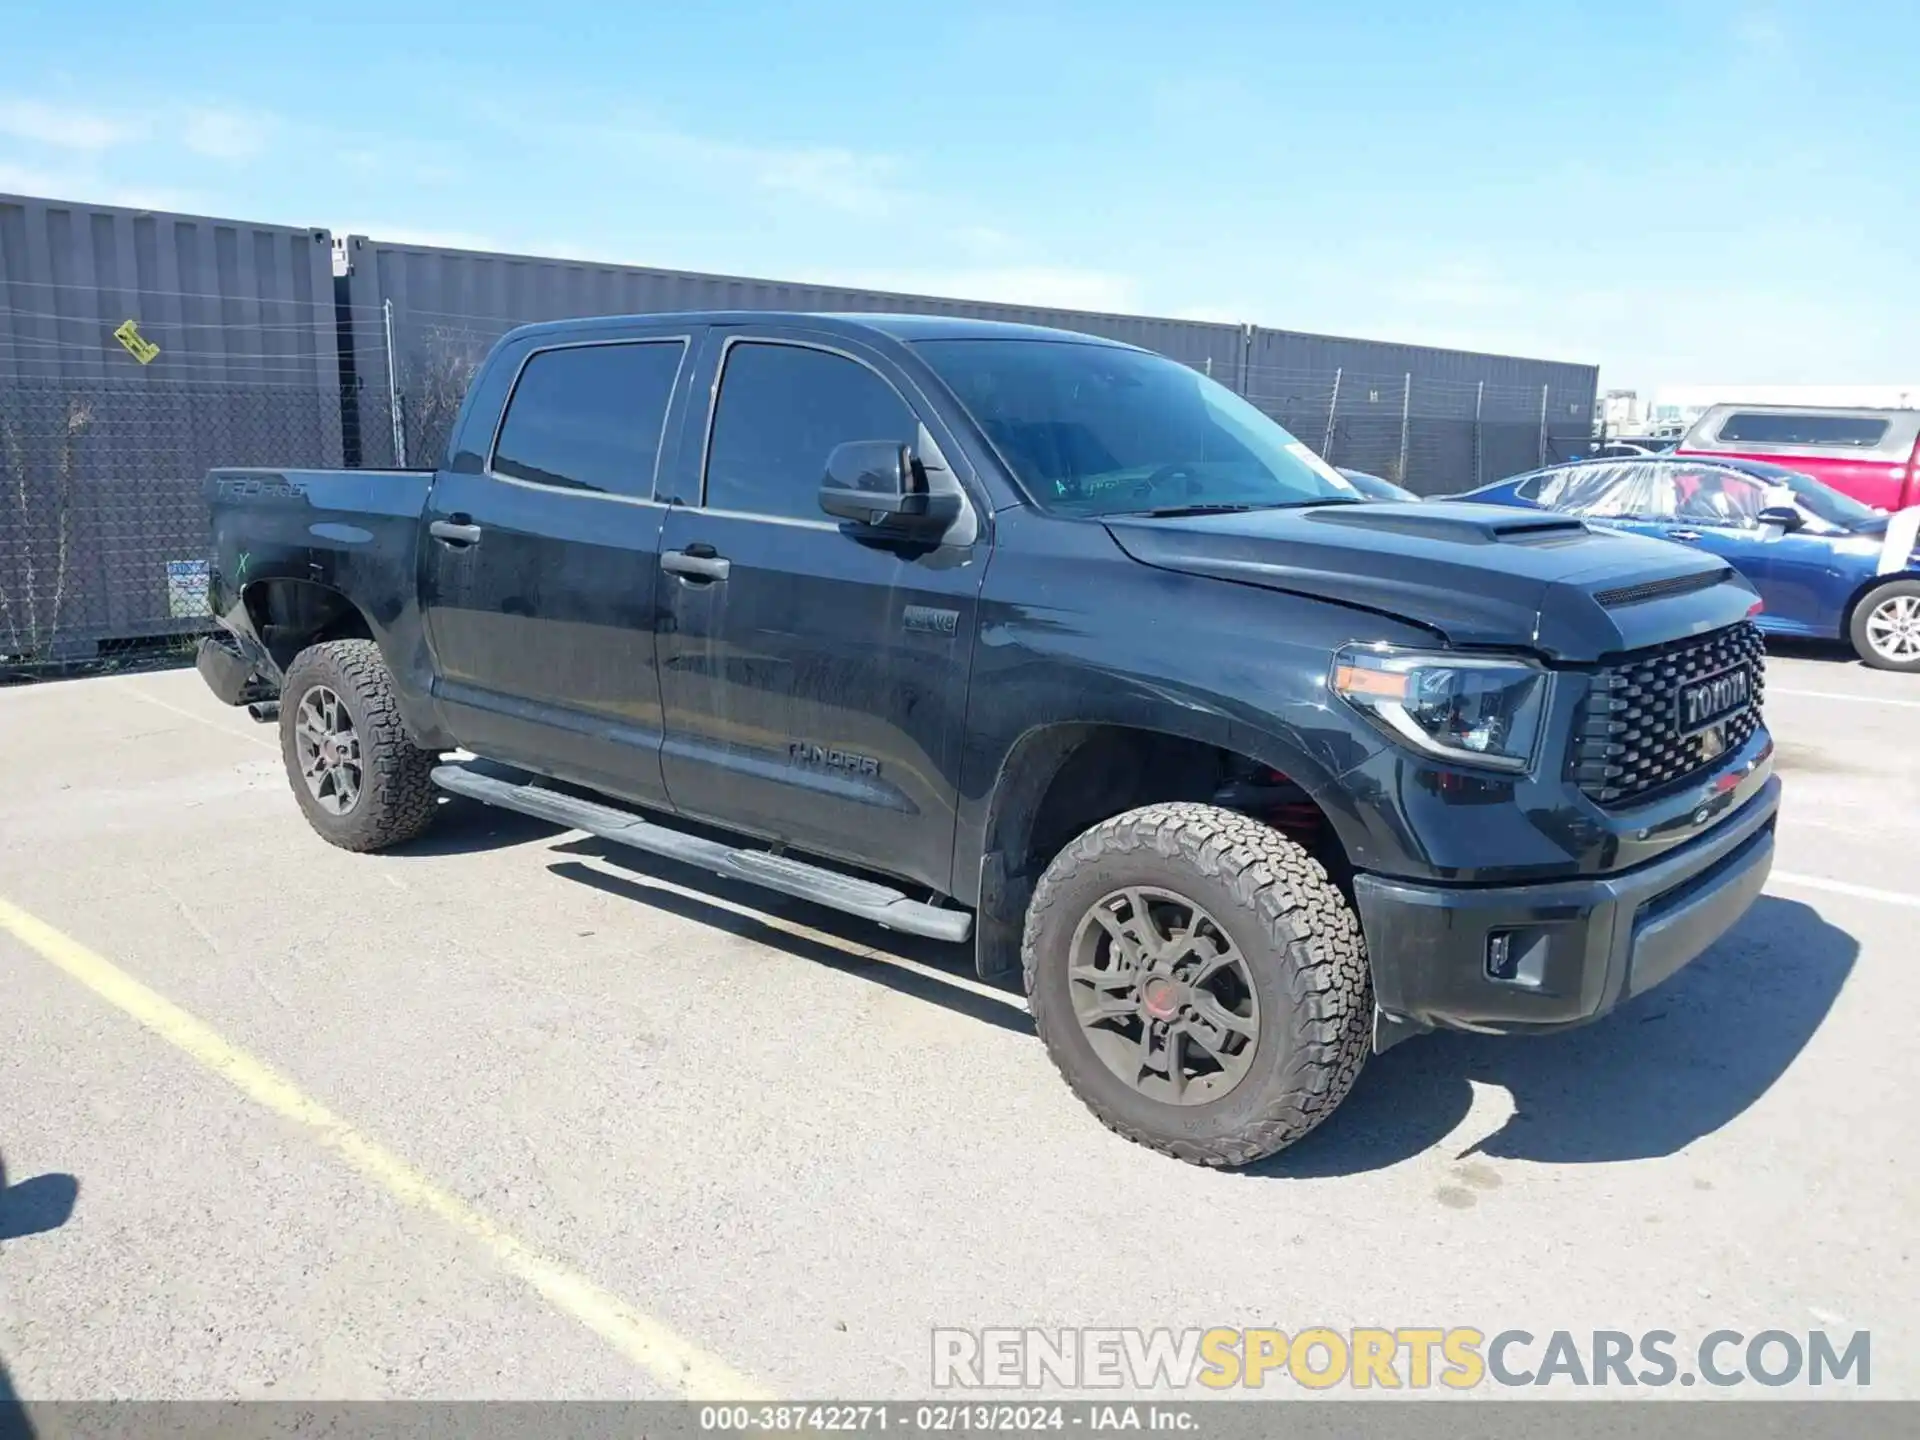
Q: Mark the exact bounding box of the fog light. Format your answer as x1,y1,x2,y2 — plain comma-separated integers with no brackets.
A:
1486,932,1516,981
1485,928,1548,988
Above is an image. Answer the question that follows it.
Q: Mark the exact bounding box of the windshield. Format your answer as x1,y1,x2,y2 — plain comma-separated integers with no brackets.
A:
1764,468,1883,531
914,338,1358,517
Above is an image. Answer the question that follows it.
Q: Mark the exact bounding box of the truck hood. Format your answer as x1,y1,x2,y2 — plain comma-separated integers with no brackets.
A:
1102,501,1759,661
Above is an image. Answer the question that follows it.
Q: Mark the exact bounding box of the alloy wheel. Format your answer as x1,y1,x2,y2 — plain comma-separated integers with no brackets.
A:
293,684,363,814
1066,886,1261,1105
1866,594,1920,664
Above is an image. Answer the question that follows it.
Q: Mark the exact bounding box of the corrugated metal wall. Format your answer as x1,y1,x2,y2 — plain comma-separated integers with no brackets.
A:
0,193,340,657
338,234,1250,467
339,233,1597,496
0,187,1601,659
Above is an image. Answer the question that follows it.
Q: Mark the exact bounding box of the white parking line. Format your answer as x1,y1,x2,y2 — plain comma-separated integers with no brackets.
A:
1768,687,1920,709
1770,872,1920,909
125,684,277,750
1794,815,1920,836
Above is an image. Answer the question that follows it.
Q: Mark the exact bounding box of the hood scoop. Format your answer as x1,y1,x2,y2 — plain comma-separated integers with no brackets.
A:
1593,567,1732,609
1304,502,1588,545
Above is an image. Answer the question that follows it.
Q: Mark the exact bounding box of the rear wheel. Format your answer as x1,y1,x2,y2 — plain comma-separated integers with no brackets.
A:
1850,580,1920,672
1023,803,1372,1167
279,640,439,851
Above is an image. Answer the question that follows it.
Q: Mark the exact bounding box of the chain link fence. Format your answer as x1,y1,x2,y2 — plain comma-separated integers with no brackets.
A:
1240,364,1592,495
0,373,343,667
340,305,503,472
353,312,1594,492
3,296,1594,667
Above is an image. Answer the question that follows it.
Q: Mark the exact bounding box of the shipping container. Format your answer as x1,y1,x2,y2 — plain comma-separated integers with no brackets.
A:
337,234,1248,467
0,190,1600,661
339,233,1596,495
0,192,340,658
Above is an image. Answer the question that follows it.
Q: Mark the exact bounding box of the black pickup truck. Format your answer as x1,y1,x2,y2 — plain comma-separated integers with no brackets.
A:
197,312,1779,1166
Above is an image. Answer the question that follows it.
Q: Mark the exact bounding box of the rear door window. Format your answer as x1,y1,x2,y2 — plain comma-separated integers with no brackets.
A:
492,340,687,497
1717,412,1890,448
1671,466,1766,526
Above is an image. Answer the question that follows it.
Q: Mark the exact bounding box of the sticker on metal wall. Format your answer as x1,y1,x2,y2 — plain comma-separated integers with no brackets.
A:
113,319,161,365
166,560,210,618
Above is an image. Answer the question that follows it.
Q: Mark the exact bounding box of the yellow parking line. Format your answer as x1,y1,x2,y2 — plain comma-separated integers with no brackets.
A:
0,894,766,1400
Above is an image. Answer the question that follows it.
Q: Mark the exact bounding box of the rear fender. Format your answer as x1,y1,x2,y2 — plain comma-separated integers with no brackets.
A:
206,467,450,746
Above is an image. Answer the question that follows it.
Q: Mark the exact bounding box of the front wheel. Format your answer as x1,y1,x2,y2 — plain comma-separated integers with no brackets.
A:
279,639,440,851
1022,803,1373,1168
1850,580,1920,672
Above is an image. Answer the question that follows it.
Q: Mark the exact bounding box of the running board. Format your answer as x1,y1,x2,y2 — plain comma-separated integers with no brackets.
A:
430,763,973,943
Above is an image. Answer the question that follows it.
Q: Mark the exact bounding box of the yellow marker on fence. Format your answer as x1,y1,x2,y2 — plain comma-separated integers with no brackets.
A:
113,318,160,364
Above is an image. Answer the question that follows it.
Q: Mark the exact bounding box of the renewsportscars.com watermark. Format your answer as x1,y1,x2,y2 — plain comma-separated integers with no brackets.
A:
932,1327,1872,1391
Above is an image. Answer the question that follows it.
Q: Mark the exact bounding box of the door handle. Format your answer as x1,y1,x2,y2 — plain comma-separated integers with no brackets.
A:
661,547,731,582
1668,529,1701,542
430,519,484,547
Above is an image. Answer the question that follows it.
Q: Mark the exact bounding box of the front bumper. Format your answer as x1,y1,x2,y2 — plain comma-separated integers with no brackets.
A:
1355,775,1780,1049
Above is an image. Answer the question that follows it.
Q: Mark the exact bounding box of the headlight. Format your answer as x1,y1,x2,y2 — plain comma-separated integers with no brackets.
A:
1331,646,1551,772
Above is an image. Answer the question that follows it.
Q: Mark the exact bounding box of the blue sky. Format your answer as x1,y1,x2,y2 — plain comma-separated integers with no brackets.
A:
2,0,1913,390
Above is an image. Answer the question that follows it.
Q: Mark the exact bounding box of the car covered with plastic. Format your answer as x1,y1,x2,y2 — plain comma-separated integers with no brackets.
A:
1457,455,1920,670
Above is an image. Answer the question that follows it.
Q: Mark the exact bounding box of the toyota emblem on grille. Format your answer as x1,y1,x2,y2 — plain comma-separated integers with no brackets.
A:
1677,665,1751,734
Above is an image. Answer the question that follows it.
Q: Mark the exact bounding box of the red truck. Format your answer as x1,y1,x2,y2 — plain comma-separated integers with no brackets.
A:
1676,404,1920,511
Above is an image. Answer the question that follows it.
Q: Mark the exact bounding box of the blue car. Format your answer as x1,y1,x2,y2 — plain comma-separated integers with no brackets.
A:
1457,455,1920,670
1337,467,1419,502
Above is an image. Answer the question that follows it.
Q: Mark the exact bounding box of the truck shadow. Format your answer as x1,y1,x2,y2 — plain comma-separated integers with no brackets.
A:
1262,894,1857,1176
546,840,1034,1039
421,802,1856,1175
385,794,569,857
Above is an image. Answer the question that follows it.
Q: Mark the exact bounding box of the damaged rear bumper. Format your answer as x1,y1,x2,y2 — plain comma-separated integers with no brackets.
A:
195,633,275,707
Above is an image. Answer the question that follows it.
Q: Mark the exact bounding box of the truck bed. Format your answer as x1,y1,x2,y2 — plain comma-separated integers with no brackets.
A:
204,466,435,683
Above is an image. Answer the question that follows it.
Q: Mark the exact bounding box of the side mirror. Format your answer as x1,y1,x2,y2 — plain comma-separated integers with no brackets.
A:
1756,505,1804,533
818,440,958,535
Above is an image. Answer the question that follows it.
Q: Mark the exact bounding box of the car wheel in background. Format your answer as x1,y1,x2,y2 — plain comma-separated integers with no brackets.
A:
1850,580,1920,673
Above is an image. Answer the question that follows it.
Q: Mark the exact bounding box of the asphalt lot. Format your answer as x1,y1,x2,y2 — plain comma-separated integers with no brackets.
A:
1,646,1916,1400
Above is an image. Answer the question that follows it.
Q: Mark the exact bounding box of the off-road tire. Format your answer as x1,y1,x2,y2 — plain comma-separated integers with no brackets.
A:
279,639,439,851
1023,803,1372,1167
1849,579,1920,673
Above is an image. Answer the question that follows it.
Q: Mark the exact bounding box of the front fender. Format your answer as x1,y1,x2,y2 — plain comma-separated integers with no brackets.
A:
952,511,1415,906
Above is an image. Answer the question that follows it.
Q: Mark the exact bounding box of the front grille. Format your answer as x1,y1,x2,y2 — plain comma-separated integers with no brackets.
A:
1570,622,1766,807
